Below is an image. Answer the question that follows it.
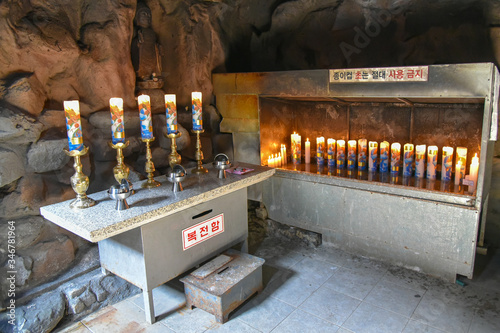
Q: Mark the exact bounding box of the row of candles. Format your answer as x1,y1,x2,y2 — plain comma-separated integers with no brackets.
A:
280,133,480,190
64,92,204,151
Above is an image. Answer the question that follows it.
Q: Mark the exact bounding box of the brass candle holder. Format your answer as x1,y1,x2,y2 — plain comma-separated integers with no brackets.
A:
64,146,96,209
191,129,208,174
108,141,130,184
165,132,182,170
142,137,161,188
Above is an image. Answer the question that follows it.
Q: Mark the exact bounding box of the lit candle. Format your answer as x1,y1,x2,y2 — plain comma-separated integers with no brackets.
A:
327,138,336,168
281,144,287,165
456,147,467,177
337,140,346,169
165,94,177,135
291,132,301,164
347,140,356,170
64,100,84,151
368,141,378,172
442,146,454,181
358,139,367,170
427,145,438,180
469,153,479,193
379,141,389,172
277,153,282,167
305,138,311,164
415,144,426,178
109,98,125,144
138,94,153,140
391,143,401,175
192,92,203,130
268,155,273,167
455,161,463,185
316,137,325,165
403,143,414,177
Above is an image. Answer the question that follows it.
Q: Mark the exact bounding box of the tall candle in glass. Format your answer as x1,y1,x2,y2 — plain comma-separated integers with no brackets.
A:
347,140,356,170
291,132,301,164
368,141,378,172
327,138,336,168
165,94,178,134
403,143,414,177
391,143,401,175
64,100,84,151
358,139,367,171
379,141,389,172
427,146,438,180
109,98,125,144
317,137,325,165
456,147,467,176
192,92,203,130
337,140,346,169
138,95,153,139
415,144,426,178
441,146,454,181
469,153,479,194
281,144,287,165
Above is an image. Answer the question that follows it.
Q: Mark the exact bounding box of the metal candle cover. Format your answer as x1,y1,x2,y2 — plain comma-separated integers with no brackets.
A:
403,143,414,177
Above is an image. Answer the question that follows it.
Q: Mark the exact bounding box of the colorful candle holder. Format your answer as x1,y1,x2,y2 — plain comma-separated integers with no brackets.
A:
192,129,208,174
108,141,130,184
64,146,96,209
142,137,161,188
165,132,182,170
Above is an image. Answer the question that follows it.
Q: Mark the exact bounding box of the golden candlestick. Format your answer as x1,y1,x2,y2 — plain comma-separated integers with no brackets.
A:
64,146,96,209
108,141,130,183
191,129,208,174
142,137,161,188
165,132,182,170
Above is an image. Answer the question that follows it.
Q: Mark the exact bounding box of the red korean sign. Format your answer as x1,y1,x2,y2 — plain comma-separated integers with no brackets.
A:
182,213,224,250
329,66,428,83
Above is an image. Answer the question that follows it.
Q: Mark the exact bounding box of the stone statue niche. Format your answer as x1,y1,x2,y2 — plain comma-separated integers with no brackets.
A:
132,2,164,90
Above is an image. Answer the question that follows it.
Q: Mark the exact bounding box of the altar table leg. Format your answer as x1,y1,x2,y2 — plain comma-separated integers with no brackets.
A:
143,289,155,324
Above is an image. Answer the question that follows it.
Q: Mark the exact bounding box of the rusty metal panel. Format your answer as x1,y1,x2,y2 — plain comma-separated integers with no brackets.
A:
262,175,479,281
217,94,259,119
220,118,259,133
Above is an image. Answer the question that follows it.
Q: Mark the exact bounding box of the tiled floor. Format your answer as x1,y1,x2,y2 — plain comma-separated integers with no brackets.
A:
56,237,500,333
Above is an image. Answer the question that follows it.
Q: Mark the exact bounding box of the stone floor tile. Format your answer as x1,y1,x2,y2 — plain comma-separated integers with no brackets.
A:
263,271,320,307
55,322,92,333
323,266,381,300
382,266,438,294
288,257,338,285
342,302,409,333
160,307,216,333
402,319,448,333
341,256,390,277
299,285,360,326
131,284,187,319
205,318,261,332
232,293,295,333
467,248,500,294
271,309,340,333
364,280,423,317
336,328,355,333
306,245,359,268
468,288,500,333
411,291,475,333
82,300,173,332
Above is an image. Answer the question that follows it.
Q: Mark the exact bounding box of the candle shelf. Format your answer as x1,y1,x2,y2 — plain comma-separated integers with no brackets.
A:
213,63,499,281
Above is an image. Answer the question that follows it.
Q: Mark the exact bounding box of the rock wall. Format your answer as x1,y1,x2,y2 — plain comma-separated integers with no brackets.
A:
0,0,499,330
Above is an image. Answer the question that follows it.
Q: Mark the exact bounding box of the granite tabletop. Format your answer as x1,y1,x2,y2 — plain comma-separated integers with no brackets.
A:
40,162,275,243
